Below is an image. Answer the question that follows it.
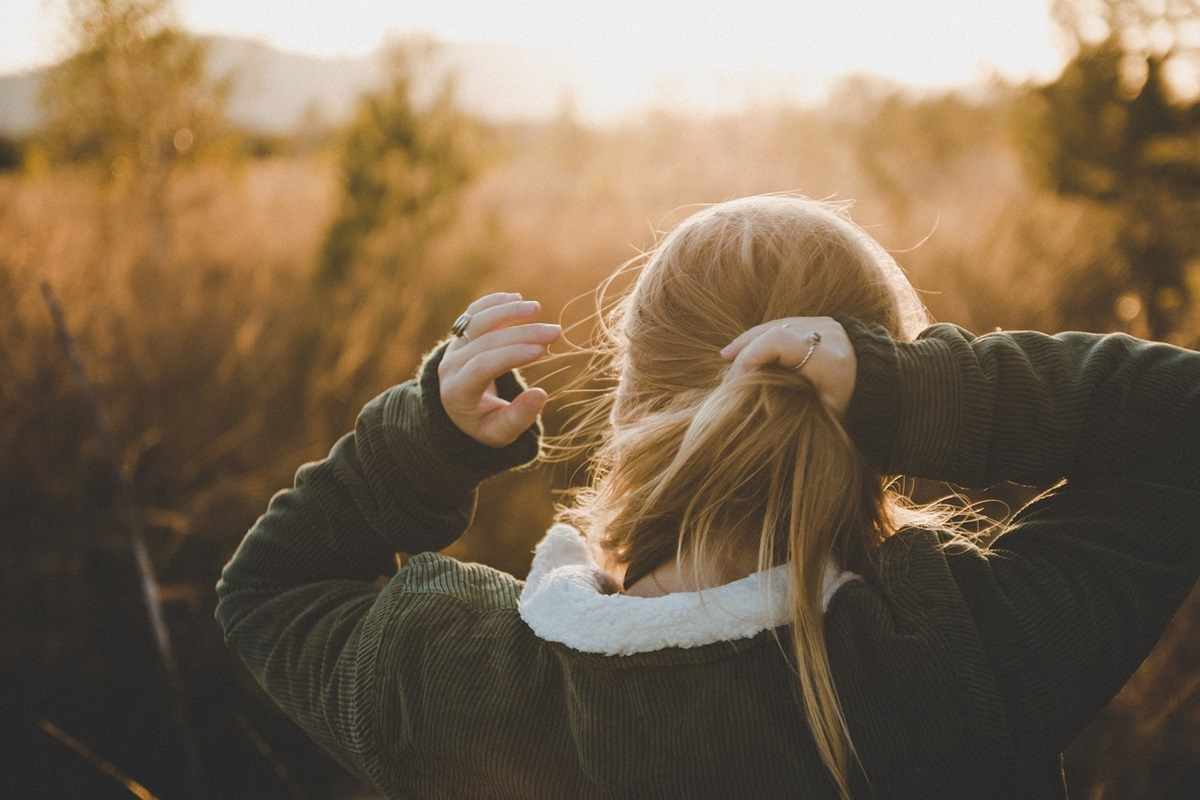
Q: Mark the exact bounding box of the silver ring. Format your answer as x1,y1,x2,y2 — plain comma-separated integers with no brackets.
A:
794,331,821,372
450,311,472,339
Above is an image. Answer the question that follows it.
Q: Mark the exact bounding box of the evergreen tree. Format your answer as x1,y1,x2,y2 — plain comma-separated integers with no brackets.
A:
318,38,478,285
1027,0,1200,338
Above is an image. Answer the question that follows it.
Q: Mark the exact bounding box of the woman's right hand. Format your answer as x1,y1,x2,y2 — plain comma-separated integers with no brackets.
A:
719,316,857,420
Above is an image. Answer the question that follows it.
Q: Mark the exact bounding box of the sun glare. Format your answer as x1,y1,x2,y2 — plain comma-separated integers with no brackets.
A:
5,0,1067,114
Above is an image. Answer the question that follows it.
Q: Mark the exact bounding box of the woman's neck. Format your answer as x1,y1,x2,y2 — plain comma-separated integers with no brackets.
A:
608,550,762,597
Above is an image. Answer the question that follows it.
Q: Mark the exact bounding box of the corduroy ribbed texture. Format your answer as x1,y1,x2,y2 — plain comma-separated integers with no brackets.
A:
216,320,1200,798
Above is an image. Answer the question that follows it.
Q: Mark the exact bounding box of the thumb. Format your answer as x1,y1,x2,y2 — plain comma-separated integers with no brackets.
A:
482,387,547,446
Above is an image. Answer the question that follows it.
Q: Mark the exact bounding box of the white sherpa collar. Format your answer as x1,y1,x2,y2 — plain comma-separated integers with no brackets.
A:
517,522,861,656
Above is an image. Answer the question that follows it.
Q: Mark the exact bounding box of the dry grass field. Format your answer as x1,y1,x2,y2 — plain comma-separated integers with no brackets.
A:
3,95,1198,797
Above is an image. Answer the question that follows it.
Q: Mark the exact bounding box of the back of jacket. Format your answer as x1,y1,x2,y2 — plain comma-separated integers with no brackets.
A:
369,537,1052,799
214,317,1200,798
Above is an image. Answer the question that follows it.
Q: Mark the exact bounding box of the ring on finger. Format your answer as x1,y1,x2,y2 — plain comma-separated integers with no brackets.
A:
451,311,472,340
793,331,822,372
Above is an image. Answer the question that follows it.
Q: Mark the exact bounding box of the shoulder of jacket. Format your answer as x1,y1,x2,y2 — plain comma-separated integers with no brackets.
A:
867,527,988,622
388,551,522,611
880,525,988,559
829,526,1020,775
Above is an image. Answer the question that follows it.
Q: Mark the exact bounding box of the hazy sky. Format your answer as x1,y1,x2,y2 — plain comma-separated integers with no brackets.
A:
2,1,1070,110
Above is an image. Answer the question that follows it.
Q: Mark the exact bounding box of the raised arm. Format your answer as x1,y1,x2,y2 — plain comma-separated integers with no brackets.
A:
833,313,1200,759
833,315,1200,492
214,332,541,786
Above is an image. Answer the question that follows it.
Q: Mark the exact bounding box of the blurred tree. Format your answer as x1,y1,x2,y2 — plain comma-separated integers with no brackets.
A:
292,98,335,155
830,75,1011,225
0,134,22,172
317,37,479,285
39,0,232,265
1023,0,1200,339
310,37,497,439
548,90,590,168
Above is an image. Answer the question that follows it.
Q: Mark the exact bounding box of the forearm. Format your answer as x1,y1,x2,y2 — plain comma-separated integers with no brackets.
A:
835,315,1200,491
210,302,548,790
215,336,542,633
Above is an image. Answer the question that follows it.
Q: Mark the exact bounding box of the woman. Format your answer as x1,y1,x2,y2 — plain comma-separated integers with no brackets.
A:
215,196,1200,798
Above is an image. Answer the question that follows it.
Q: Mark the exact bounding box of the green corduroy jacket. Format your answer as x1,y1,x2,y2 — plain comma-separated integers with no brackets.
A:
215,315,1200,798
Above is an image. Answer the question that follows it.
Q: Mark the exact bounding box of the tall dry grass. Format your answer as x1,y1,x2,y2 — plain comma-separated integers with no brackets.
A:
2,100,1196,797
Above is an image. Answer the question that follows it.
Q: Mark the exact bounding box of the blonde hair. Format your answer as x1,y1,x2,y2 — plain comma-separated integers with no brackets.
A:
540,194,982,797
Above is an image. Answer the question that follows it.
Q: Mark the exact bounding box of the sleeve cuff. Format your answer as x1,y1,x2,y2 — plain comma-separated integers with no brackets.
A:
403,336,543,497
831,314,901,470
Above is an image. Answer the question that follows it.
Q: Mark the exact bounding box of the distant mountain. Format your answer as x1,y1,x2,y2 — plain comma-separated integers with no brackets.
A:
0,67,41,135
0,35,587,135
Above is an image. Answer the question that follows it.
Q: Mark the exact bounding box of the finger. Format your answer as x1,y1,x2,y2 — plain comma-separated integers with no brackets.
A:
450,342,547,403
466,291,523,315
448,294,523,354
721,316,832,359
479,387,548,445
720,319,792,359
464,299,542,340
447,296,533,356
725,326,803,381
443,323,561,370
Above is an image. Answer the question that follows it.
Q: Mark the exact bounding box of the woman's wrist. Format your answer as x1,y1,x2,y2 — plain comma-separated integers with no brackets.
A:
414,337,542,490
829,314,901,470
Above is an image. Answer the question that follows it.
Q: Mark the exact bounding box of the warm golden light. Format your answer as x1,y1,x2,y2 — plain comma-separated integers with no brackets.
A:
5,0,1068,119
5,1,1198,798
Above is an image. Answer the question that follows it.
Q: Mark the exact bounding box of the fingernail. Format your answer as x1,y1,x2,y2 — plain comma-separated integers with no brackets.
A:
522,300,540,311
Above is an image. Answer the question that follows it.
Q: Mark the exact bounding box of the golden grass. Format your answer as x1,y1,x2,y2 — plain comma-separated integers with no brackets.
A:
2,103,1195,797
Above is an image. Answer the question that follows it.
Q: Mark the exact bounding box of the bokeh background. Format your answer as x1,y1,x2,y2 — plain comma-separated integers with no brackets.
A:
2,0,1198,797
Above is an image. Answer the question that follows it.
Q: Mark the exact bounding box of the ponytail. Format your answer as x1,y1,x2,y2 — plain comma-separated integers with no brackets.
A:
557,362,879,797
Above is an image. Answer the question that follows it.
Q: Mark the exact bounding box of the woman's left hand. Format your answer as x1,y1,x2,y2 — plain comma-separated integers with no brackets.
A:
438,292,561,447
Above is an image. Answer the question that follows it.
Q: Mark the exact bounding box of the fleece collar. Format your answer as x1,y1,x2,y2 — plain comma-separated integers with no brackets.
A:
517,522,861,656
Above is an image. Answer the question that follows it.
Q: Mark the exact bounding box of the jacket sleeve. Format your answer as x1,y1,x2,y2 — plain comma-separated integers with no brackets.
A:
213,336,541,787
833,313,1200,759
